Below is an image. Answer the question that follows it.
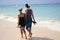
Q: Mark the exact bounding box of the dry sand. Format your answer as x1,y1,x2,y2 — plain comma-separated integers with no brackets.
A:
0,20,60,40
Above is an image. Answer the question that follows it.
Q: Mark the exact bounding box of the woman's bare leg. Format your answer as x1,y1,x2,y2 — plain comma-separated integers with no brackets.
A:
23,28,27,39
21,27,27,39
20,27,23,38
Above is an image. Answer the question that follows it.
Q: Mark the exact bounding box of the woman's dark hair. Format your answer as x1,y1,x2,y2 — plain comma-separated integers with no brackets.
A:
25,4,30,8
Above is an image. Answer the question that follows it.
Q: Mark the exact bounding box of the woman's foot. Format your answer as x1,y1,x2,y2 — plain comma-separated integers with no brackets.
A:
25,36,27,39
21,35,23,38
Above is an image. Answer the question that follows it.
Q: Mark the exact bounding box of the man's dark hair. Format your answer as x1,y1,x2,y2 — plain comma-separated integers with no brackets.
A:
25,4,30,8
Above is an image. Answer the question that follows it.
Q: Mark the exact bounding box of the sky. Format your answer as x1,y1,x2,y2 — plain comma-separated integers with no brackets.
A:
0,0,60,5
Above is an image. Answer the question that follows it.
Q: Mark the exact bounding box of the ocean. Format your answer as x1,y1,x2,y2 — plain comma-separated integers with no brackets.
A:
0,4,60,32
0,4,60,20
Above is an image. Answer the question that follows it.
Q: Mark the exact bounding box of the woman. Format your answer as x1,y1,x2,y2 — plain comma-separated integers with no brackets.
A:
17,8,27,39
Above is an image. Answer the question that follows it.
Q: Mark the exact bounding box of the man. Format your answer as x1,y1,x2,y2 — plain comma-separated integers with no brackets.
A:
25,4,36,37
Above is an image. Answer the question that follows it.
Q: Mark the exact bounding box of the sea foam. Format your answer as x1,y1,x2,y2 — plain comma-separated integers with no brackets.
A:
0,14,18,22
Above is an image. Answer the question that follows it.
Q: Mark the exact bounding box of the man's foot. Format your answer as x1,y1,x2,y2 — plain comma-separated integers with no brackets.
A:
30,33,32,38
28,33,32,38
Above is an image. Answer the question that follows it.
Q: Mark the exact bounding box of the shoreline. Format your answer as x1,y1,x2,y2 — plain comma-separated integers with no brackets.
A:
0,18,60,32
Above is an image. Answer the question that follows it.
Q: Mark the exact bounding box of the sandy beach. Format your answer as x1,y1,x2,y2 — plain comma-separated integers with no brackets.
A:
0,20,60,40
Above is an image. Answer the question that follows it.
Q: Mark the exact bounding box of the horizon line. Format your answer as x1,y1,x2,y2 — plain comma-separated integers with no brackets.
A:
0,3,60,6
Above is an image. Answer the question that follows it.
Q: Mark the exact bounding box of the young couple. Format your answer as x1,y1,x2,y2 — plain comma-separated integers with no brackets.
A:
17,4,36,39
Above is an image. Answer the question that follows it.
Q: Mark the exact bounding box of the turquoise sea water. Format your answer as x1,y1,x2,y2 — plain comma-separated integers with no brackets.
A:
0,4,60,20
0,4,60,32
